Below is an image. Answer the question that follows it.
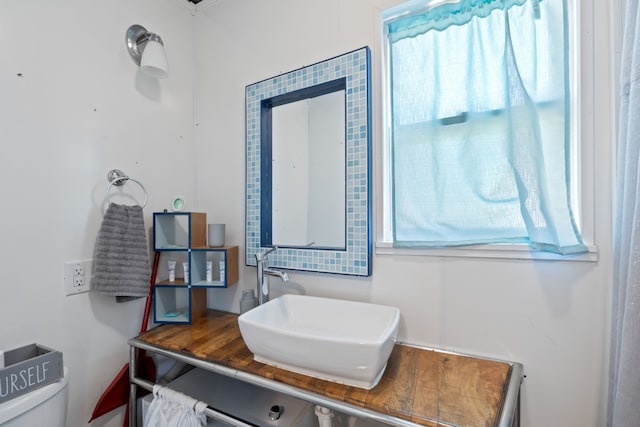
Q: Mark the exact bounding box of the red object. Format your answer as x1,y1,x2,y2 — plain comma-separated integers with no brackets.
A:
89,251,161,425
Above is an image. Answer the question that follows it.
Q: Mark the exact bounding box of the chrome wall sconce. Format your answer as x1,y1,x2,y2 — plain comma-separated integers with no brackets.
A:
126,24,168,79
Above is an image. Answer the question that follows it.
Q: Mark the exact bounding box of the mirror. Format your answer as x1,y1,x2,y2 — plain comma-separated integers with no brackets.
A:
272,90,345,248
245,47,371,276
267,81,346,249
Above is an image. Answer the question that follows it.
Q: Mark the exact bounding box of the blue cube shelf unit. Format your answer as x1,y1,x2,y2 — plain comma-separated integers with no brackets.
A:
153,212,239,324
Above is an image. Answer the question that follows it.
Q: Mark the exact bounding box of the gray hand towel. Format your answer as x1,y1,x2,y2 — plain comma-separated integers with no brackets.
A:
94,203,150,302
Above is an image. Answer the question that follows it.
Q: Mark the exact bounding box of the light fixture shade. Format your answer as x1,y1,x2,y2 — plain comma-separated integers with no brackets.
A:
140,39,168,79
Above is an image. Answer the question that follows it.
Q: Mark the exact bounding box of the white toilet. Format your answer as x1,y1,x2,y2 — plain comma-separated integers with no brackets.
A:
0,368,68,426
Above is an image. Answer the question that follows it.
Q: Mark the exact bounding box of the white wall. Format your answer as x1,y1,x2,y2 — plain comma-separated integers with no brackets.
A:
0,1,196,426
194,1,614,427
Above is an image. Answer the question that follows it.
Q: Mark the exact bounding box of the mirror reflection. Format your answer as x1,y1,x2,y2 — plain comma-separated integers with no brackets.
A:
271,90,346,249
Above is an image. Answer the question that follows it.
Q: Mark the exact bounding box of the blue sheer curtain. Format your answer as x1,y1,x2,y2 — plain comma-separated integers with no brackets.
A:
609,0,640,424
387,0,586,254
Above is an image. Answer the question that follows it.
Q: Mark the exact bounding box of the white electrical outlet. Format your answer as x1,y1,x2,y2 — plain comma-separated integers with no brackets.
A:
64,259,93,296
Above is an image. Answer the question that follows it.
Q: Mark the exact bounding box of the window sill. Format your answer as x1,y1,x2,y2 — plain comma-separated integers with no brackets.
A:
375,241,599,262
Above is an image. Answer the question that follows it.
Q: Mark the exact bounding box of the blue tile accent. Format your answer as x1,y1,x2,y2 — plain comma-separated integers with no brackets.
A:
245,47,371,276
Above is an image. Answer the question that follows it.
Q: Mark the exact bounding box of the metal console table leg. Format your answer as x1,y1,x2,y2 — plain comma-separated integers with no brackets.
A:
129,345,137,427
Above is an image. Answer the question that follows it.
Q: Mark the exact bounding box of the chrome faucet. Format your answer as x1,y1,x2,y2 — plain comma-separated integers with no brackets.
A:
255,247,289,305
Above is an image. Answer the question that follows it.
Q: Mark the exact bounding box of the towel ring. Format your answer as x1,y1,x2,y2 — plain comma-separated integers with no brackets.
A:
106,169,148,208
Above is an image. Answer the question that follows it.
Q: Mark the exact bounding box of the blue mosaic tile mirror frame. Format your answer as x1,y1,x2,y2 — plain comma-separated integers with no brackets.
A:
245,47,372,276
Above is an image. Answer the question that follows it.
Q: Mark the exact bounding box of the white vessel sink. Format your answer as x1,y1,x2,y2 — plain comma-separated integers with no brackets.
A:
238,294,400,389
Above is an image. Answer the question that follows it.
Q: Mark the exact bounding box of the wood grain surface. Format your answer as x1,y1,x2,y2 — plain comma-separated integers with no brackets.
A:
135,310,511,427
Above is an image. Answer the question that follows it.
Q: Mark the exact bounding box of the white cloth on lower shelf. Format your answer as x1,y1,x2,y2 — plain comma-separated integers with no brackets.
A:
144,384,208,427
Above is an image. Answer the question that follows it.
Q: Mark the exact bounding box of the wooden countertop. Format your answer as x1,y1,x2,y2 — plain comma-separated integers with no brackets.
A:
133,310,514,427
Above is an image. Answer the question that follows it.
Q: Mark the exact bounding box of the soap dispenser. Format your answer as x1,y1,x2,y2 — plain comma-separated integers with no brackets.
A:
239,289,258,314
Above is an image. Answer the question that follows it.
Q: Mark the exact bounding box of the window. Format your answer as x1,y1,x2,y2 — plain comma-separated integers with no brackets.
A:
381,0,592,258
